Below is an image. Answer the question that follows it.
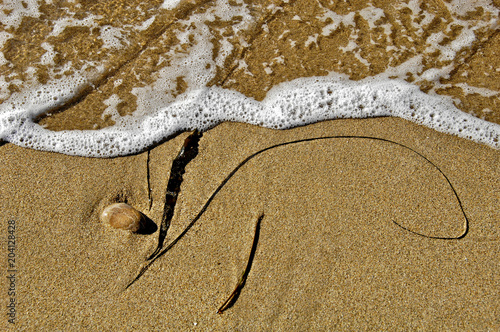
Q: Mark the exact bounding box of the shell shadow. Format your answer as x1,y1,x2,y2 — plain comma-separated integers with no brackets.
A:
136,213,158,235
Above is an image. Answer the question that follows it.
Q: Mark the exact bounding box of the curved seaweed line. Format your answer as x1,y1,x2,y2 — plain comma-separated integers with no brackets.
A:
218,213,264,314
125,135,469,289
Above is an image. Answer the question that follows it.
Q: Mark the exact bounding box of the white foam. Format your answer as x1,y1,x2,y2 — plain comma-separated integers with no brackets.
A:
444,0,499,16
359,6,385,29
127,0,253,118
161,0,182,10
100,25,128,49
40,43,56,66
0,0,41,30
102,94,123,122
1,77,499,157
320,11,355,36
1,0,499,156
48,15,101,38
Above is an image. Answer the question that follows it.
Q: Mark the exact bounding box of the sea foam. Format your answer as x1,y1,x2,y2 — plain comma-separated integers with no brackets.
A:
1,0,499,156
0,76,499,157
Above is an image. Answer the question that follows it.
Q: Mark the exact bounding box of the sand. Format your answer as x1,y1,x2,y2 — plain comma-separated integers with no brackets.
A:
1,118,499,330
1,0,500,330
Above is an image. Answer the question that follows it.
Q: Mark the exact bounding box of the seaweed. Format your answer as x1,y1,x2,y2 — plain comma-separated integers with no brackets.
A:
126,135,469,312
218,213,263,314
147,130,202,260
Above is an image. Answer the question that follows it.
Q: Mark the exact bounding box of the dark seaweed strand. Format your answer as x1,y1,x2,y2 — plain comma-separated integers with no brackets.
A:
147,130,203,260
125,135,469,289
147,150,152,210
218,213,263,314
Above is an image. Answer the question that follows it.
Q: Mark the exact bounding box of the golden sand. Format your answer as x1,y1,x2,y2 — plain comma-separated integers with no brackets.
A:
1,0,499,330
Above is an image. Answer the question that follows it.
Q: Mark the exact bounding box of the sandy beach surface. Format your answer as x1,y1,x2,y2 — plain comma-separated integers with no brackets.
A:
2,118,499,330
1,0,500,330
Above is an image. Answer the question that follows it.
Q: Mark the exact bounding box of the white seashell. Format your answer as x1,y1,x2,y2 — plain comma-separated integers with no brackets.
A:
100,203,144,232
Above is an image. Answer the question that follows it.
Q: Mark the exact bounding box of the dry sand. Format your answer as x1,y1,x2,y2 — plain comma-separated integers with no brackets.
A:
1,0,500,330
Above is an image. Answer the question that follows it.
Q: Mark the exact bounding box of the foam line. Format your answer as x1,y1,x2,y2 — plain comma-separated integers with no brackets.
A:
1,77,499,157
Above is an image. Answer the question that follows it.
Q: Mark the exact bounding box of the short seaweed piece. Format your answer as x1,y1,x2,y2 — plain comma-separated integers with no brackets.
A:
147,150,152,210
125,135,469,289
218,213,263,314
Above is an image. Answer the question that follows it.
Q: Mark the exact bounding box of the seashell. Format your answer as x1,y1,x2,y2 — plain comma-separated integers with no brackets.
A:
100,203,144,232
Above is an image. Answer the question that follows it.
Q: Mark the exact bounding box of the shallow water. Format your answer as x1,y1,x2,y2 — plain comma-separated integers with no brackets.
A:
0,0,499,156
